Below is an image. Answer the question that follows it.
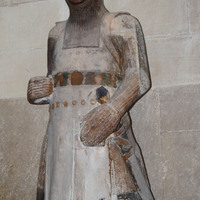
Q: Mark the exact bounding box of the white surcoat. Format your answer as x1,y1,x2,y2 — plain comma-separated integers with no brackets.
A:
45,12,154,200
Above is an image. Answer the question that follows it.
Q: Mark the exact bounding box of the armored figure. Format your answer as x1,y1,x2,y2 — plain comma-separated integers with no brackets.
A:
27,0,154,199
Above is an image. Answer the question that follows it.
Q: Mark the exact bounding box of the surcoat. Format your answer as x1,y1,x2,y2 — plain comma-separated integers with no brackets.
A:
45,12,153,200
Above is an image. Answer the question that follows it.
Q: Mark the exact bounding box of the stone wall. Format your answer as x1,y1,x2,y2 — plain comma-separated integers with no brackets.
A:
0,0,200,199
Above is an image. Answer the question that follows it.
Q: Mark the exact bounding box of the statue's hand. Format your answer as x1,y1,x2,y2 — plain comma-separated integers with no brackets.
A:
27,76,54,104
80,103,121,146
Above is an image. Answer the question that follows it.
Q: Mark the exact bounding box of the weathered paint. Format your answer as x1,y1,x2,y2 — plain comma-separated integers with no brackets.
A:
36,133,48,200
27,0,153,199
117,191,142,200
63,101,68,107
96,86,110,104
53,71,123,88
70,71,84,85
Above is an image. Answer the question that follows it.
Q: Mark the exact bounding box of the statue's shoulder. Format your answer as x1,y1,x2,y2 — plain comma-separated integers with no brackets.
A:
106,12,141,37
48,20,67,38
110,12,138,22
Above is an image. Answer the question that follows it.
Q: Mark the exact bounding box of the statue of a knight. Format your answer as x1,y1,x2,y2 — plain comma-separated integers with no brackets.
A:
27,0,154,199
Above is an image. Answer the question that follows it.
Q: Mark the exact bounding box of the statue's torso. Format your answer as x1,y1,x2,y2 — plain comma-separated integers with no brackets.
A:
46,13,135,200
45,12,152,200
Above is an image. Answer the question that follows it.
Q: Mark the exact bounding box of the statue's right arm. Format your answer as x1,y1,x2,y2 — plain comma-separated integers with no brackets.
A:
27,24,59,105
27,76,54,105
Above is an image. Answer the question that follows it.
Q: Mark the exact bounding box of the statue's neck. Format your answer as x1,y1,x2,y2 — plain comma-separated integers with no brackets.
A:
64,1,108,49
68,2,108,25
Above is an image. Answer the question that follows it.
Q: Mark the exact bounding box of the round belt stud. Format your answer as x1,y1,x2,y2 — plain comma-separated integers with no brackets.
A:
81,99,86,105
72,100,77,106
90,99,96,105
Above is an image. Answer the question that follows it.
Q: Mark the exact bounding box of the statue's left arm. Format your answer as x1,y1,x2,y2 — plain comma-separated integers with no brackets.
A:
108,14,151,111
81,14,151,146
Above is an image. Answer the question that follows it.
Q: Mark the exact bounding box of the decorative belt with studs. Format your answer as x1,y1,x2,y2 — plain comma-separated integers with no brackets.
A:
53,71,123,88
51,99,99,110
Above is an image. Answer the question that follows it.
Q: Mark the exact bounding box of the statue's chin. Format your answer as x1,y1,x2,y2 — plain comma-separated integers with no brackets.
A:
69,0,87,5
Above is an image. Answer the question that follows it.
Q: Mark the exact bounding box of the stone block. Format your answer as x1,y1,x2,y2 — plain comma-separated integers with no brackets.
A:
0,0,45,7
105,0,188,37
0,49,47,99
160,84,200,133
188,0,200,34
147,35,200,87
161,132,200,200
0,98,48,200
0,0,68,52
130,89,163,200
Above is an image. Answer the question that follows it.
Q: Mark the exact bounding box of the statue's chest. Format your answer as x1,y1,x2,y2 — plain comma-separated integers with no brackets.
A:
51,15,123,75
54,46,119,74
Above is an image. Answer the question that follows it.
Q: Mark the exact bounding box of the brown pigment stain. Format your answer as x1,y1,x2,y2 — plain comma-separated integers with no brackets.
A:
122,151,133,161
98,96,108,104
117,137,130,146
52,104,55,110
55,73,64,86
71,71,84,85
56,102,60,108
9,164,14,168
63,101,68,107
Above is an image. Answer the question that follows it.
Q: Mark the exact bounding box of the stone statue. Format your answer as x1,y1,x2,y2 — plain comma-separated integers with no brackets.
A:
27,0,154,199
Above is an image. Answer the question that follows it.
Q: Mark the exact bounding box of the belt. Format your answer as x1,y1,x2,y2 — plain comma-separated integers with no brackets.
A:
53,71,123,88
